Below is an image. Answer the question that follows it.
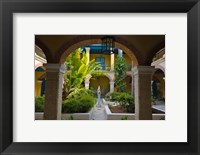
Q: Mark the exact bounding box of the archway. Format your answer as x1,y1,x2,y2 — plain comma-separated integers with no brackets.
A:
35,38,53,63
56,36,140,65
152,69,165,101
89,75,110,98
37,35,165,120
35,67,46,97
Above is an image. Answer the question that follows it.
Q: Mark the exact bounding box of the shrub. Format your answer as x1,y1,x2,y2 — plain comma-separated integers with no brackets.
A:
62,94,95,113
62,99,80,113
79,94,96,112
105,92,111,101
114,55,127,92
109,92,135,113
35,96,45,112
83,88,96,97
72,88,96,99
121,116,128,120
110,92,121,101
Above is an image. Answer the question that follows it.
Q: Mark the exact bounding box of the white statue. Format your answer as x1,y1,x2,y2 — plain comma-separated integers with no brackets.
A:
96,86,101,107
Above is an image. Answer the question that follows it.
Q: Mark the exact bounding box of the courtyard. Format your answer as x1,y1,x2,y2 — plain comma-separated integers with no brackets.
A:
35,35,165,120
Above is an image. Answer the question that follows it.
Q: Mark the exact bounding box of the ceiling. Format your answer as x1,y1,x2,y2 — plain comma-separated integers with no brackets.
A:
35,35,165,65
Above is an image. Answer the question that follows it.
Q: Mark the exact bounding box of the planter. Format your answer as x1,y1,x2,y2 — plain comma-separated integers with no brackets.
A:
35,108,93,120
105,105,135,120
102,98,116,105
104,105,165,120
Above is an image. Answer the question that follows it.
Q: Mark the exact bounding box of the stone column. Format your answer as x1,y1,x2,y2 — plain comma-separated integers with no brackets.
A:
133,66,154,120
131,63,135,96
110,80,115,93
44,64,66,120
131,75,134,96
85,78,90,89
110,53,115,71
85,48,90,64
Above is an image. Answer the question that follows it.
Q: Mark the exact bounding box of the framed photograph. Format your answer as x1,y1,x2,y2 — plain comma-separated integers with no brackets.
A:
0,0,200,154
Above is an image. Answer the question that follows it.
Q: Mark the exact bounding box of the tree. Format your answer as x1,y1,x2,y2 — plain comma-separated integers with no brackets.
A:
114,55,127,92
62,48,101,99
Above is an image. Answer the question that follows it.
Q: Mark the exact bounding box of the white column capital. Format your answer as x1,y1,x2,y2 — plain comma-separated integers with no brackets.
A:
133,66,154,76
110,81,115,84
85,80,90,84
46,64,66,73
85,47,90,51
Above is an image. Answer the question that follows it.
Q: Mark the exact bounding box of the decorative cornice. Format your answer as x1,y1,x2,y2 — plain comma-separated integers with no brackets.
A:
133,66,154,76
35,53,47,63
151,57,165,66
46,64,66,73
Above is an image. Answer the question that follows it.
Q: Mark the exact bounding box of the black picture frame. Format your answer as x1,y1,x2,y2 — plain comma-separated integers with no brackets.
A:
0,0,200,154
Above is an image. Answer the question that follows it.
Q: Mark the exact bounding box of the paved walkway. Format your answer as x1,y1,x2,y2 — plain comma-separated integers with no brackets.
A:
152,100,165,112
91,99,106,120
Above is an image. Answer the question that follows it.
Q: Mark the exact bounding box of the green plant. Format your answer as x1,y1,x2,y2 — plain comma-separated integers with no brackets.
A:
109,92,135,113
117,93,135,113
114,55,127,92
62,94,95,113
35,96,45,112
63,48,101,99
79,94,96,112
105,92,111,101
121,116,128,120
80,88,96,97
69,115,74,120
110,92,121,101
62,98,79,113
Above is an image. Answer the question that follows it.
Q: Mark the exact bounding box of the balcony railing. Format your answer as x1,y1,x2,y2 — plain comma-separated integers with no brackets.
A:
67,64,132,72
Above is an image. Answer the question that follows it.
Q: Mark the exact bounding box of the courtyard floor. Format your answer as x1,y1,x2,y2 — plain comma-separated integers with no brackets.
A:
91,99,106,120
152,100,165,112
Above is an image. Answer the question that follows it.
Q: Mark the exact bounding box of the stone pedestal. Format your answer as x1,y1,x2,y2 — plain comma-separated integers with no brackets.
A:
133,66,154,120
44,64,66,120
110,81,115,93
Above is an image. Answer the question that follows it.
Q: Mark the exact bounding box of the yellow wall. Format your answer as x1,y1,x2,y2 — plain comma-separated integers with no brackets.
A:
90,53,132,69
90,54,110,68
90,76,110,96
35,72,44,96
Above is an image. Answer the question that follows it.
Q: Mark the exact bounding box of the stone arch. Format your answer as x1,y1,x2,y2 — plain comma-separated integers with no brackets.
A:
152,68,165,100
89,74,110,97
154,65,165,74
35,37,54,63
35,63,46,70
146,40,165,65
55,36,142,64
126,71,132,77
